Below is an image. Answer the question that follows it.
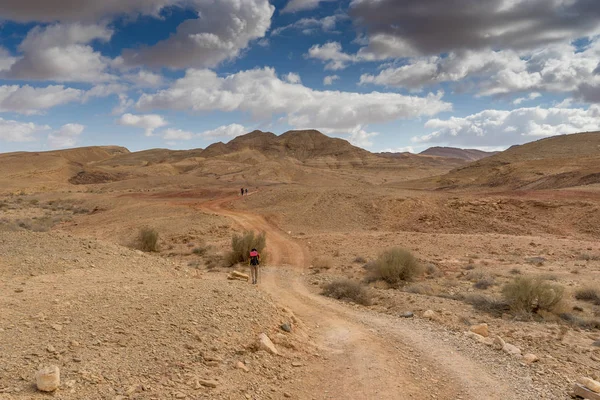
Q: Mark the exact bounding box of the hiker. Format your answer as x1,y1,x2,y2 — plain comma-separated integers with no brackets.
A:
245,188,248,195
241,188,244,196
249,248,260,284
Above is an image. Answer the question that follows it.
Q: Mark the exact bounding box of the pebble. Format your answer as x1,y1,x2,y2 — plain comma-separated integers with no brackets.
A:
36,365,60,392
197,379,218,388
400,312,414,318
236,361,249,372
258,333,279,355
469,323,489,337
280,323,292,333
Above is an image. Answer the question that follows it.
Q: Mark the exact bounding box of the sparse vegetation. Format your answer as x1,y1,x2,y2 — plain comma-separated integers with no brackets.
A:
192,246,208,256
464,294,510,316
575,287,600,305
559,313,600,330
473,276,496,290
353,256,367,264
137,227,159,252
226,231,266,266
322,279,371,306
312,256,333,270
578,253,600,261
404,283,435,296
366,247,422,286
509,268,522,275
501,276,564,314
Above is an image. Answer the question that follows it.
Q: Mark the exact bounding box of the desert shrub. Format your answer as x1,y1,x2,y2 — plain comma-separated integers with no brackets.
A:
312,256,333,270
367,247,422,286
425,264,443,277
509,268,521,275
538,273,558,281
575,287,600,305
353,256,367,264
502,276,564,314
463,264,476,270
137,227,159,252
192,246,207,256
578,253,600,261
473,276,496,290
322,279,371,306
226,231,266,266
404,283,435,296
464,294,510,316
560,313,600,330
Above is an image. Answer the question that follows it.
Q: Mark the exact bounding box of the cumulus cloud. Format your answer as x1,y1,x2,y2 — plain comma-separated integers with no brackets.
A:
0,85,83,114
282,0,337,13
124,70,165,88
200,123,247,139
349,0,600,57
47,123,85,148
0,117,50,142
415,105,600,147
323,75,340,85
117,113,168,136
122,0,274,69
161,128,195,141
5,23,114,83
513,92,542,105
136,67,452,132
284,72,302,84
307,42,357,70
272,14,346,35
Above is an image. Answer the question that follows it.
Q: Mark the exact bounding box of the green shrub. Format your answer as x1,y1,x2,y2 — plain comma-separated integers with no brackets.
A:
137,227,159,252
575,287,600,305
322,279,371,306
226,231,266,266
502,276,564,314
367,247,422,286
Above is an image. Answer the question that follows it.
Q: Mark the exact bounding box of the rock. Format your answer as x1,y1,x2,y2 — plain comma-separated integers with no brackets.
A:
493,336,505,351
400,312,414,318
46,345,56,353
579,377,600,394
291,362,302,367
257,333,279,355
14,288,24,293
197,379,218,388
280,323,292,333
236,361,249,372
502,343,522,357
51,324,63,331
523,354,539,364
423,310,436,320
228,271,249,281
174,392,186,398
36,365,60,392
465,331,493,345
284,393,292,398
470,323,489,337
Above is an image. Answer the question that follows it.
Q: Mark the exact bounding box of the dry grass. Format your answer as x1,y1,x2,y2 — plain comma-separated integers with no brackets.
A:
312,256,333,270
322,279,371,306
464,294,510,316
575,287,600,305
137,227,159,252
225,231,266,266
502,276,564,314
559,313,600,330
366,247,422,286
473,276,496,290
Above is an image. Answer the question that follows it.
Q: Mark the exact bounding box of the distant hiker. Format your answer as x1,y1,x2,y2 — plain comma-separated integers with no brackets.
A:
241,188,244,196
245,188,248,195
249,248,260,284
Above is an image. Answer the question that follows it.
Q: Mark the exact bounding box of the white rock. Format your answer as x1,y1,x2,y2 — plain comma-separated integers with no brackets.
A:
578,377,600,393
423,310,436,320
502,343,522,357
236,361,249,372
523,353,539,365
258,333,279,355
36,365,60,392
493,336,505,351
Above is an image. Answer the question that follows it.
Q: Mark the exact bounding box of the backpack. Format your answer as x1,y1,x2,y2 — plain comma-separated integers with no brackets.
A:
249,251,259,266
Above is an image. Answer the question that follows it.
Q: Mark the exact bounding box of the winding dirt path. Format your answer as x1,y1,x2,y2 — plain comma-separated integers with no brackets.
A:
199,195,537,399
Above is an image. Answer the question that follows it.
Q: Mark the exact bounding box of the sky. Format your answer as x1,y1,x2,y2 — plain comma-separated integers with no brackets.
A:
0,0,599,154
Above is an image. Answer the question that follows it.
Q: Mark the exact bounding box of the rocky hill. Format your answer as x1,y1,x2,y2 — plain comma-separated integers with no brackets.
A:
420,147,497,161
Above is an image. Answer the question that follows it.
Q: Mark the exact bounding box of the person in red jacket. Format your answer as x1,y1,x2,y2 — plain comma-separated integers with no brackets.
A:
249,248,260,284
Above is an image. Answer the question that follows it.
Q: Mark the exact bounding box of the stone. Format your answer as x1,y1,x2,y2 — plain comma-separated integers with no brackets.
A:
523,354,539,365
469,323,489,338
400,312,414,318
423,310,436,320
502,343,522,357
228,271,249,281
51,324,63,331
197,379,218,388
284,393,292,398
46,345,56,353
258,333,279,355
36,365,60,392
280,323,292,333
291,362,302,367
579,377,600,394
236,361,249,372
174,392,186,398
493,336,505,351
465,331,493,345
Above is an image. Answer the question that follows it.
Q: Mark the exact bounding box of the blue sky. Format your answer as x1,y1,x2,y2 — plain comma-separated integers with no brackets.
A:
0,0,599,154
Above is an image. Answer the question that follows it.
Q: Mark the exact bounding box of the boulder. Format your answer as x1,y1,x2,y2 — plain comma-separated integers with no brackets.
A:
493,336,505,351
579,377,600,394
523,354,539,365
257,333,279,355
469,323,489,338
36,365,60,392
423,310,436,320
228,271,249,281
502,343,522,357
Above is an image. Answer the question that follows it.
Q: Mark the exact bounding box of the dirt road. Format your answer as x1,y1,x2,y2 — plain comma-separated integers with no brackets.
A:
199,195,542,400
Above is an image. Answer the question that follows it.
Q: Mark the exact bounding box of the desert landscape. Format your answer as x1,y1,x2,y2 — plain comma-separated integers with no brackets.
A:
1,129,600,399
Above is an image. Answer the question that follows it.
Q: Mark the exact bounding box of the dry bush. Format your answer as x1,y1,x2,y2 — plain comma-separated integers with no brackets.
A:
560,313,600,330
578,253,600,261
575,287,600,305
137,227,159,252
463,264,476,270
312,256,333,270
404,283,435,296
464,294,510,316
353,256,367,264
367,247,422,286
502,276,564,314
509,268,522,275
322,279,371,306
192,246,207,256
425,264,443,278
473,276,496,290
226,231,266,266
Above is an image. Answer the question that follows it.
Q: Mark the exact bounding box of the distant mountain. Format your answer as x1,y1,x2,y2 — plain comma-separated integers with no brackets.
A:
420,147,498,161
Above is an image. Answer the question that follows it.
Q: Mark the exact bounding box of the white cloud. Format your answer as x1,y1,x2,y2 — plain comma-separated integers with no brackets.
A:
513,92,542,105
125,70,165,88
47,123,85,148
282,0,336,13
112,94,134,115
0,117,50,142
416,105,600,147
136,67,452,133
122,0,274,69
161,128,194,141
307,42,356,70
201,123,247,139
323,75,340,85
117,113,168,136
0,85,83,114
5,23,115,83
381,146,417,153
0,47,18,73
272,14,346,35
284,72,302,84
